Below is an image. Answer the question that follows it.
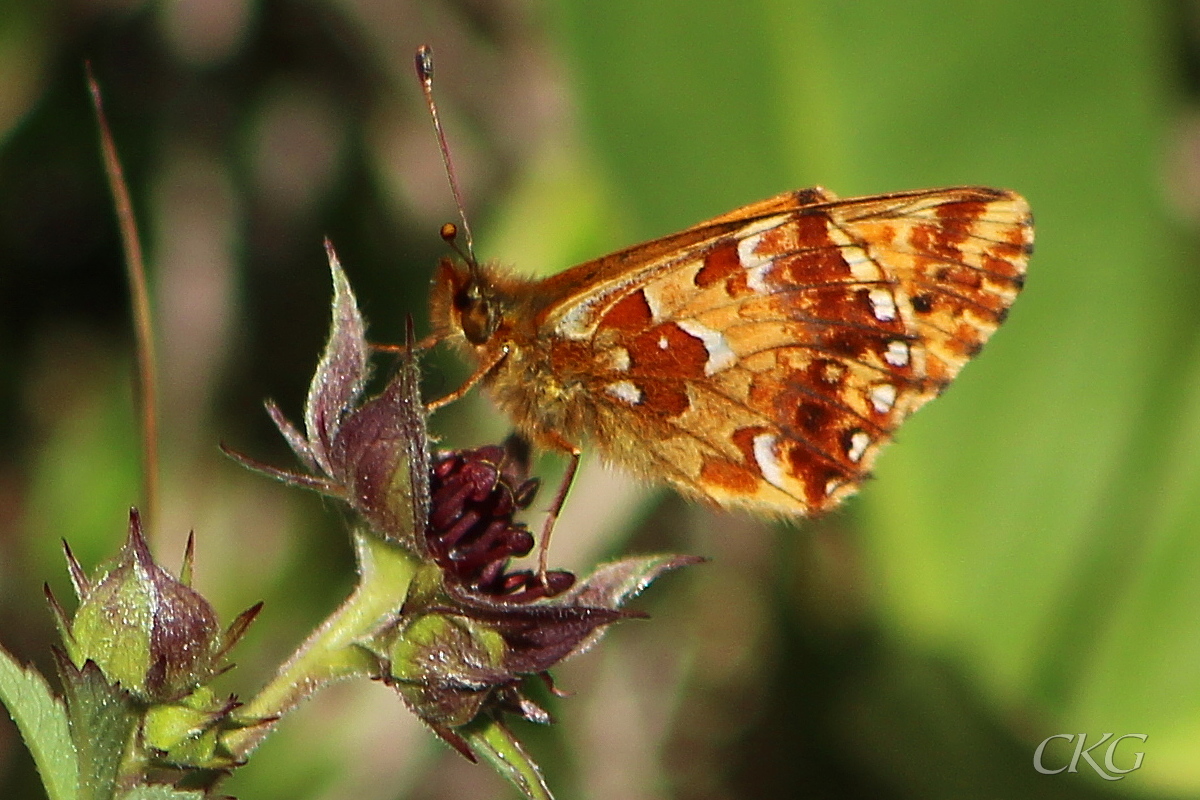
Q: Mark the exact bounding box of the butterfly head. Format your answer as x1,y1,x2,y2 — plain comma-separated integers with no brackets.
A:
430,257,503,347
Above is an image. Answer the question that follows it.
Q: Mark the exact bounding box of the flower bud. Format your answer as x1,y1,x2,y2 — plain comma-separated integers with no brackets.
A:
387,612,510,730
65,510,228,703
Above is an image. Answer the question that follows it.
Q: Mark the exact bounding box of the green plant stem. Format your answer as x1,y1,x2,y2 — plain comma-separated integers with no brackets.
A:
222,530,418,759
467,716,554,800
112,722,148,799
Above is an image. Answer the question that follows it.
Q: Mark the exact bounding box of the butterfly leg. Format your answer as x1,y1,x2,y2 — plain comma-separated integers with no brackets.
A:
535,437,582,585
426,345,510,412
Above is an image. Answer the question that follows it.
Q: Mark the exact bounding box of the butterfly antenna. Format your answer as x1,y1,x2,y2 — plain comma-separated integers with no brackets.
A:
415,45,478,271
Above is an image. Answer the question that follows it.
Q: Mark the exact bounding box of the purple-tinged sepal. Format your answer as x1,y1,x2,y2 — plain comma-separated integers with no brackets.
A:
224,242,430,552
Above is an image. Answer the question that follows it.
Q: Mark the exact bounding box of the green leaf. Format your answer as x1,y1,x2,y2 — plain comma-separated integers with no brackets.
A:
54,653,137,800
463,715,554,800
0,643,79,800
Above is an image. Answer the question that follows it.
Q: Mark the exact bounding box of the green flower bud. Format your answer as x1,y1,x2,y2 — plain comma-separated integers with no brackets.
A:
66,510,225,703
387,612,510,726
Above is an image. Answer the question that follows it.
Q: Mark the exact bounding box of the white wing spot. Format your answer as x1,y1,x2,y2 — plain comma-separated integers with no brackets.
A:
884,340,910,367
752,432,789,491
604,380,643,406
869,383,897,414
824,477,844,497
738,233,774,293
825,224,882,282
658,336,669,350
736,216,789,294
841,247,880,281
846,431,870,463
598,346,631,372
735,215,788,266
868,287,897,322
738,232,769,268
746,262,774,294
677,319,737,375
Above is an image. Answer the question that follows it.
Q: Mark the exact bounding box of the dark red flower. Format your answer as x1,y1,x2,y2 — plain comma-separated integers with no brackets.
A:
426,439,574,602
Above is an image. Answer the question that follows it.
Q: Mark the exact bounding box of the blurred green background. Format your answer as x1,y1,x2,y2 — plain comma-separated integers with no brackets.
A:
2,1,1199,798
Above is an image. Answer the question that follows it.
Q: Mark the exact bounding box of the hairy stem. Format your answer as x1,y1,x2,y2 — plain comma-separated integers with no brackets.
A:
222,531,418,759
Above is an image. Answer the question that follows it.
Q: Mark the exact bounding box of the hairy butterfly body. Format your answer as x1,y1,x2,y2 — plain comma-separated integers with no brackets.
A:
429,185,1031,515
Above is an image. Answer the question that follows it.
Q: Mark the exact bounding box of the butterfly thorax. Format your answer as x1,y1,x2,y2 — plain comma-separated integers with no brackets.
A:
430,258,596,449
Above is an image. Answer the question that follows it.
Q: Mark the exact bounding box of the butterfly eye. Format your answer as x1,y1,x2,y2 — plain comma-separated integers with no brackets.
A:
456,284,494,345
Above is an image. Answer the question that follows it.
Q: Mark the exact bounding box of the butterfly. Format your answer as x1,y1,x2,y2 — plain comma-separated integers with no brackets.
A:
427,185,1031,525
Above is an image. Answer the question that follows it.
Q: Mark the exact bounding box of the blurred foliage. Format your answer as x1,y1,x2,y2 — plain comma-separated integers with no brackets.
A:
1,0,1199,799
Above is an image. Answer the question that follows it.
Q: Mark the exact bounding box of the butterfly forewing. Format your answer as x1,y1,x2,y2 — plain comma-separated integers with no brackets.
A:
520,186,1031,514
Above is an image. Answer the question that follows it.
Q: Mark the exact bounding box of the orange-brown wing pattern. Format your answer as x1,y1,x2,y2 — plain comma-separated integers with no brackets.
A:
537,186,1032,514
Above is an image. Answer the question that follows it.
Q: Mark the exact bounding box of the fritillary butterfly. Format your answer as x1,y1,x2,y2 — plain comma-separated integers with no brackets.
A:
428,185,1032,516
